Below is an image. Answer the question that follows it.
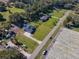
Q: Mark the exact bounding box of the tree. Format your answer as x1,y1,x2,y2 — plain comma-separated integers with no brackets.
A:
72,15,79,26
9,12,28,27
0,48,26,59
67,14,79,27
0,2,5,6
0,14,5,21
15,2,25,9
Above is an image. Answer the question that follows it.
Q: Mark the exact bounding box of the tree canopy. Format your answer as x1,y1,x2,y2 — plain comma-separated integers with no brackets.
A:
0,48,26,59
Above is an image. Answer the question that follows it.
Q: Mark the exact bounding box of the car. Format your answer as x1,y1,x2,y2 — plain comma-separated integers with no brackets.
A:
50,36,53,39
42,50,48,55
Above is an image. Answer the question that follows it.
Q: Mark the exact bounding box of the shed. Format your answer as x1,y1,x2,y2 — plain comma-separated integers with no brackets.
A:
40,15,50,22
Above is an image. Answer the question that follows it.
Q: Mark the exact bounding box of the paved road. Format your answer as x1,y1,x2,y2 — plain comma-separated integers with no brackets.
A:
41,28,63,59
28,10,71,59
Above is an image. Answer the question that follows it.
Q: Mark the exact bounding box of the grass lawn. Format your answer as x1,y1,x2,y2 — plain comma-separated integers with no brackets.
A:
33,17,58,41
33,9,65,41
0,7,24,20
0,11,10,22
52,9,66,18
8,7,25,13
73,28,79,32
15,34,38,54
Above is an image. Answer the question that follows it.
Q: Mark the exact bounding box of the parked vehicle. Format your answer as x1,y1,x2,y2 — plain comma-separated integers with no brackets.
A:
42,50,48,55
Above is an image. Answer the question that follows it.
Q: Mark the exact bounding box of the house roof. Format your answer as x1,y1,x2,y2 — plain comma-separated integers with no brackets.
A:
23,24,36,33
40,15,49,21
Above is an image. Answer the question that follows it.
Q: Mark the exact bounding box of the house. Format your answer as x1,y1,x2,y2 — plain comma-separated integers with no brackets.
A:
23,24,36,34
0,0,9,4
40,15,50,22
6,31,16,39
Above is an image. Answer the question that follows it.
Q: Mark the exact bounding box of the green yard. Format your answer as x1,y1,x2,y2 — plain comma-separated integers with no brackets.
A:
73,28,79,32
15,34,38,54
33,9,66,41
8,7,25,13
0,7,24,20
33,17,58,41
52,9,65,18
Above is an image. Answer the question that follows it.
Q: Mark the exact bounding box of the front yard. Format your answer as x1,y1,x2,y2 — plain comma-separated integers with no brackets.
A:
15,34,38,54
33,9,66,41
33,17,57,41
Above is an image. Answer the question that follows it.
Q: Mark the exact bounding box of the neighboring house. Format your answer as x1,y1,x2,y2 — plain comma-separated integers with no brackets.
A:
0,0,10,7
75,0,79,3
0,0,9,3
6,31,16,39
0,29,16,39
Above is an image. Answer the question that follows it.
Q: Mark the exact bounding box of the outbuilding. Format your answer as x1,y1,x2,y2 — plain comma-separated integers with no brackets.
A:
40,15,50,22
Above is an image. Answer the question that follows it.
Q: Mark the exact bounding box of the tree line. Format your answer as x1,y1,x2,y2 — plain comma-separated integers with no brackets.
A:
0,0,78,28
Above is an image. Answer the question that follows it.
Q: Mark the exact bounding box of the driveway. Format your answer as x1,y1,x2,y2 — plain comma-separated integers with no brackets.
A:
24,32,42,44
